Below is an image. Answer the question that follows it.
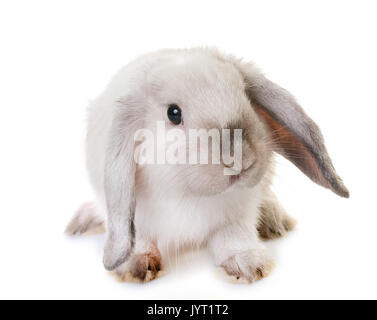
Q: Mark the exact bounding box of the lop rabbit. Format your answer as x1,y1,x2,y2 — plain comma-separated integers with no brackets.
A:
66,48,348,283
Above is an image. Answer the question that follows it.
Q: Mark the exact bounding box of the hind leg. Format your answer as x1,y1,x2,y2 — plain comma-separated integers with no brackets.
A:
257,192,296,240
65,202,106,235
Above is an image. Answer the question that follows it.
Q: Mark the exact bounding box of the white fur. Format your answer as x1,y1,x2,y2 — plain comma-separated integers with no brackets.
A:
67,47,347,282
65,46,338,285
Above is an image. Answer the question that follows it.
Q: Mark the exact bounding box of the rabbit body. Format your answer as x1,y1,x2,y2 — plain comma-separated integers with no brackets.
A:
67,48,347,283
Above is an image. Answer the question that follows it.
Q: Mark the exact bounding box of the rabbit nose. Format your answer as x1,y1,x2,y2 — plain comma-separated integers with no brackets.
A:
222,139,256,172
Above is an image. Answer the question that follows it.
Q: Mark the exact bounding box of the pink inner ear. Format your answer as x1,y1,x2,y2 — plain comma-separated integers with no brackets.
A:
254,105,331,189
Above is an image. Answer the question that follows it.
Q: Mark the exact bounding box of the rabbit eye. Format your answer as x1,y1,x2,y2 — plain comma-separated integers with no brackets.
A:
167,104,182,125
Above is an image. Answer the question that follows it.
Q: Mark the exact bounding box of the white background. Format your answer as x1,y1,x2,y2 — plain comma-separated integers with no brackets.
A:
0,0,376,300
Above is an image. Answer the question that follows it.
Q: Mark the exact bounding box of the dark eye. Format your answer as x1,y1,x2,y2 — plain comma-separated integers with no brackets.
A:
167,104,182,125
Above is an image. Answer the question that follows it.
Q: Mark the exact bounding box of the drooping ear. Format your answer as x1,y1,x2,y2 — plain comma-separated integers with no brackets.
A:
103,100,142,271
238,62,349,198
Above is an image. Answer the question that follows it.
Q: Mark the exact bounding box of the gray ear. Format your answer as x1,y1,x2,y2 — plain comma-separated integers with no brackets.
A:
239,63,349,198
103,101,141,271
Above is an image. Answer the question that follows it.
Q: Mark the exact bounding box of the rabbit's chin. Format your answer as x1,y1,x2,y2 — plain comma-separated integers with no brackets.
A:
188,174,263,197
189,164,269,197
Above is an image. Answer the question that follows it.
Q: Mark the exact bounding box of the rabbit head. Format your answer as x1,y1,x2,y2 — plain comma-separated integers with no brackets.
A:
103,48,349,270
132,52,273,197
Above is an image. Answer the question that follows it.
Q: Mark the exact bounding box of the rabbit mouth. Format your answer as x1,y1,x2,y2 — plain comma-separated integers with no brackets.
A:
227,159,260,189
229,171,248,186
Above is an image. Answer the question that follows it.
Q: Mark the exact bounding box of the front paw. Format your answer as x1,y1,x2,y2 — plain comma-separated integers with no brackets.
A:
113,251,164,283
220,249,273,283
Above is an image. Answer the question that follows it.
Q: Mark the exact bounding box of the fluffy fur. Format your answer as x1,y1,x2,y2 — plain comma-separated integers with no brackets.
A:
66,48,348,283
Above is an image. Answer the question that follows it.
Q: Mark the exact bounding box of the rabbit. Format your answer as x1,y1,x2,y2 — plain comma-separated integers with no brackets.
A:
65,48,349,283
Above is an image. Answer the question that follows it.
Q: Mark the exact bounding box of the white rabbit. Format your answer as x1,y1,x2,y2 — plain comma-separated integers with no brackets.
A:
66,48,349,283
